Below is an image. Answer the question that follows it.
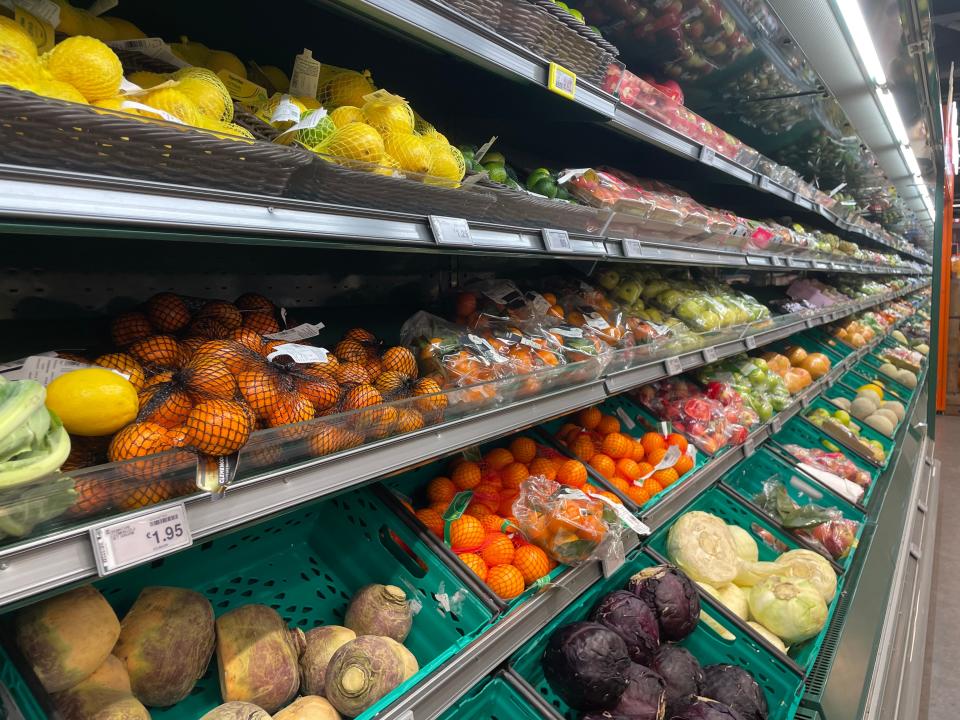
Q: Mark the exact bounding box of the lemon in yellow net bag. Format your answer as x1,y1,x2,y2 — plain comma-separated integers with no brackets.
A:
426,140,466,184
173,67,233,122
382,132,432,175
317,69,375,108
256,93,305,130
143,87,201,126
373,153,402,176
330,105,363,128
128,70,167,89
45,36,122,101
315,122,384,164
361,90,415,134
39,79,88,104
0,16,41,89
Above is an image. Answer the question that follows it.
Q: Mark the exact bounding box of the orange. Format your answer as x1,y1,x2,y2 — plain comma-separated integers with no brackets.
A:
674,453,694,476
484,447,514,470
646,448,667,467
556,459,587,488
449,515,484,551
501,462,530,487
426,476,457,504
631,440,646,462
653,467,679,486
641,432,667,455
431,500,450,515
577,406,601,430
415,508,444,538
636,462,654,478
596,415,621,435
529,457,558,481
627,485,650,505
596,490,623,505
458,552,488,582
510,436,537,463
513,545,551,584
666,433,689,452
582,483,598,495
557,422,580,439
466,501,492,518
609,476,630,494
472,482,501,510
615,458,641,481
480,513,508,533
498,489,519,516
487,564,525,599
452,461,482,490
481,532,516,566
601,432,632,459
570,435,597,461
589,453,616,479
641,477,664,496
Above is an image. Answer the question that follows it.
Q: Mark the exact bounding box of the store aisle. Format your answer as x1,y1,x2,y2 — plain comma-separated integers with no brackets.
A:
921,416,960,718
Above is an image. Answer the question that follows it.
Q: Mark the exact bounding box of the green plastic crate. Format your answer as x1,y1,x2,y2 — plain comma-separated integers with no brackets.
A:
844,365,912,401
800,397,893,470
0,645,44,720
439,675,545,720
720,447,866,574
3,488,494,720
821,383,904,439
766,335,846,367
768,415,880,505
508,549,804,720
646,485,841,676
802,328,857,359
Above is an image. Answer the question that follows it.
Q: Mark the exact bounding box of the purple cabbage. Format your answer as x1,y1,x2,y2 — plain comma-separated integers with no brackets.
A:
591,590,660,665
701,665,767,720
543,621,630,711
627,565,701,641
610,663,666,720
650,645,704,716
671,697,746,720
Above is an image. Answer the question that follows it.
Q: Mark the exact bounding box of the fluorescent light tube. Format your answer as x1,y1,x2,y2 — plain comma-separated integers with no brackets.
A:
877,89,911,147
835,0,887,84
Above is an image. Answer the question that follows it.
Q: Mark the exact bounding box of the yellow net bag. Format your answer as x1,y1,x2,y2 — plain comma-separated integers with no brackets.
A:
330,105,364,128
382,132,432,174
315,122,384,165
173,67,233,123
317,68,375,109
361,90,415,134
425,141,466,185
255,93,306,130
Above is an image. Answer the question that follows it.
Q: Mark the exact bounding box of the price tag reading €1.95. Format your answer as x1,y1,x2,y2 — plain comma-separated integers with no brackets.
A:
547,62,577,101
90,504,192,575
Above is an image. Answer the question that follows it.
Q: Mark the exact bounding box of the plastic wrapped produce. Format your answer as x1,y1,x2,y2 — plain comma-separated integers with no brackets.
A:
781,444,871,503
696,355,790,423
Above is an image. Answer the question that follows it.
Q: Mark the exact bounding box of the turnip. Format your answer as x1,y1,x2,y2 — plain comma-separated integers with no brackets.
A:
344,585,412,642
324,636,405,717
300,626,356,696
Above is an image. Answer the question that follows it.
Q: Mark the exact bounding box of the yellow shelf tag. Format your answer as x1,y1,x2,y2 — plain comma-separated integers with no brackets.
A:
15,5,55,52
547,62,576,101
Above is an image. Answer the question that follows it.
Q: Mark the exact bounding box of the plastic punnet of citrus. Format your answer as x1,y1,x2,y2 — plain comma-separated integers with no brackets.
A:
361,92,415,134
46,368,139,436
382,132,432,175
318,69,375,108
46,36,122,101
0,17,40,89
173,68,233,122
143,88,201,125
315,122,384,164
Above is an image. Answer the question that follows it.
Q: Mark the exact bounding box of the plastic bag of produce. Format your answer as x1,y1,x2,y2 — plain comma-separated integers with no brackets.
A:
512,476,624,566
781,443,871,488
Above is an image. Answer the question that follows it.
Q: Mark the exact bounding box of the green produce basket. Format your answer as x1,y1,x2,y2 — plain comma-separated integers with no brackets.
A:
720,447,866,574
2,488,494,720
766,335,846,367
821,383,904,439
801,397,894,470
844,365,912,401
438,674,548,720
0,644,44,720
508,549,805,720
768,415,880,504
382,438,569,614
645,485,842,676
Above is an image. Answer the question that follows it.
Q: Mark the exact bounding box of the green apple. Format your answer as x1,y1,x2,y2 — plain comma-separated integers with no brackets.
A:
597,270,620,290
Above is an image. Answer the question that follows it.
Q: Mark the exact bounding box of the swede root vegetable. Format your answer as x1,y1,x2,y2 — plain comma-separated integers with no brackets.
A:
381,637,418,681
200,702,272,720
344,584,412,642
300,626,356,696
274,696,342,720
324,636,405,717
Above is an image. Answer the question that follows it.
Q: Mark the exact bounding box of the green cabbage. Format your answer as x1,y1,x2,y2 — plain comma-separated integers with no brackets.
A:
748,576,827,645
734,560,779,587
728,525,758,562
666,512,738,585
697,582,748,621
774,549,836,602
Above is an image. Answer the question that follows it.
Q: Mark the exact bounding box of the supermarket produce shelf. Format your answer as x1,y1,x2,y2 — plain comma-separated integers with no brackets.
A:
0,168,928,276
329,0,929,264
0,281,926,610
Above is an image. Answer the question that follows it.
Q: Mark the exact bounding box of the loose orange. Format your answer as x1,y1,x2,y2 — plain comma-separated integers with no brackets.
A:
596,415,621,435
556,459,587,488
641,432,667,455
577,406,601,430
674,453,694,476
487,564,525,599
666,433,689,452
452,461,482,490
449,515,485,551
426,476,457,504
513,545,551,584
646,448,667,467
509,436,537,464
501,462,530,487
601,432,632,459
631,440,646,462
653,467,679,486
481,532,515,566
589,453,616,479
627,485,650,505
615,458,641,481
458,552,488,582
529,457,558,481
484,447,514,470
570,435,597,461
415,508,444,538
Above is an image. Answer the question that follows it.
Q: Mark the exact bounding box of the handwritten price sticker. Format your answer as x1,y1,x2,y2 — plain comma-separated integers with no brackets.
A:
90,504,192,575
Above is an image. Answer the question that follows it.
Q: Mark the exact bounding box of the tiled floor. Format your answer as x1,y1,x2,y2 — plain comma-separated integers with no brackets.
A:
920,416,959,719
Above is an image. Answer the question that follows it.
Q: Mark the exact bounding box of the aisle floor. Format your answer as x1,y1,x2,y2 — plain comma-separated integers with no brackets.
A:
921,415,960,719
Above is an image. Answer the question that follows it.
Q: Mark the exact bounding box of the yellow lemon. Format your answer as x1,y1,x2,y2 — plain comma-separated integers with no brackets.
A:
127,70,168,89
858,384,884,402
329,105,363,128
46,35,122,101
103,17,146,40
204,50,246,78
39,79,88,104
143,87,201,125
0,17,41,89
173,67,233,122
259,64,289,92
382,132,432,174
316,121,384,163
45,368,139,436
318,69,374,108
362,93,415,134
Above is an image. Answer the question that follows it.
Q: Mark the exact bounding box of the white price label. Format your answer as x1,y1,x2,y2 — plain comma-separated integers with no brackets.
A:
264,322,325,342
429,215,472,246
91,504,191,575
699,146,716,165
615,406,636,430
665,356,682,376
590,491,650,535
542,228,572,253
267,343,329,363
108,38,189,68
270,94,302,125
702,346,718,363
550,326,583,338
742,437,755,458
289,49,321,99
13,355,93,383
622,239,643,258
744,336,757,350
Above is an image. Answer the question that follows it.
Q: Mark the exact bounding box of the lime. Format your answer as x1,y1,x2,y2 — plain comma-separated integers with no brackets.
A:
526,167,552,190
486,166,509,184
554,0,569,9
460,147,476,163
568,7,585,22
833,409,851,426
532,178,558,198
483,151,506,164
